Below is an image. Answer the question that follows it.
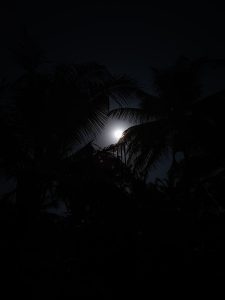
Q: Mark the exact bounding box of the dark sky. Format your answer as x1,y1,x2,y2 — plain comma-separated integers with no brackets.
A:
1,1,225,87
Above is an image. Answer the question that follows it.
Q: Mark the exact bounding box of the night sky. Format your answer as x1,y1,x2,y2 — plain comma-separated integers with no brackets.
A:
1,1,225,85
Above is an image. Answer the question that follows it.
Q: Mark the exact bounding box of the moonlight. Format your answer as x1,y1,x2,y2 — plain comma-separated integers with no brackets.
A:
114,129,124,140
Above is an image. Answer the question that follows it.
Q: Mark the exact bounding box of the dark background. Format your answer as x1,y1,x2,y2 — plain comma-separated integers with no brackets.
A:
1,1,225,87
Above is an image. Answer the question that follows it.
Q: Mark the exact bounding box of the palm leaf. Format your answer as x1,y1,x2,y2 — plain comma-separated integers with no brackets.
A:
112,120,170,175
109,107,151,123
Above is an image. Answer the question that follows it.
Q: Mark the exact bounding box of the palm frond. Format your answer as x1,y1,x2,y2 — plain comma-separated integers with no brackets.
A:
111,120,170,176
109,107,151,123
134,143,170,176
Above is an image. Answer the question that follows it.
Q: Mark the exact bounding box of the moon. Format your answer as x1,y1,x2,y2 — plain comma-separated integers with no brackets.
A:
95,120,132,146
114,129,124,140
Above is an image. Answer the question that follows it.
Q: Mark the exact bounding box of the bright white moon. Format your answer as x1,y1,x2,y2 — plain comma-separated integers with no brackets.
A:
114,129,124,140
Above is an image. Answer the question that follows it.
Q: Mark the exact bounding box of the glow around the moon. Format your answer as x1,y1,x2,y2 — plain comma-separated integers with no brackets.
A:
114,128,124,140
95,120,132,147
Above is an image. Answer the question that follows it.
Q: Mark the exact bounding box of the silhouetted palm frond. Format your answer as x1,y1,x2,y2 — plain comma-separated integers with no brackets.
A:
113,119,170,176
109,107,151,123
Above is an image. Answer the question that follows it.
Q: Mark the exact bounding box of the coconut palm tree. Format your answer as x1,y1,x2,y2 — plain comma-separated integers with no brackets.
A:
109,57,225,181
0,36,138,227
